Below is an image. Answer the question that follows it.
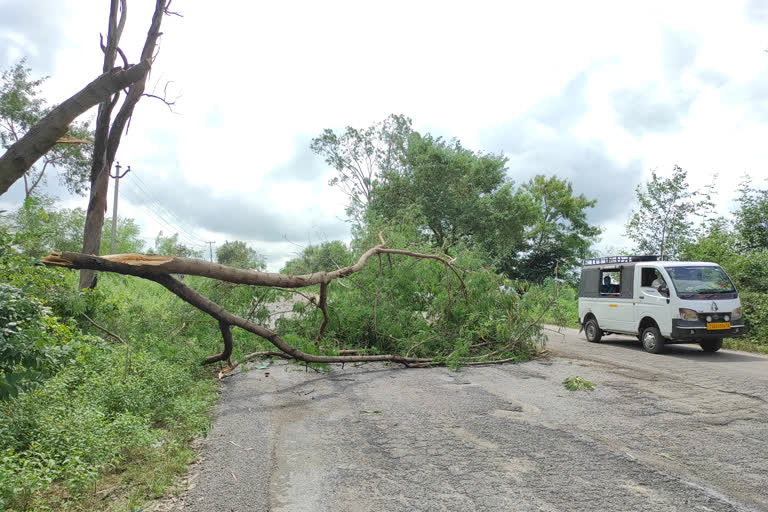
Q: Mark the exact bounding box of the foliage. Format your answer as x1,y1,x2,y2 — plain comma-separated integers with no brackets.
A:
373,132,527,251
502,175,600,281
0,224,216,511
625,165,715,259
563,376,595,391
735,177,768,251
276,221,549,364
100,216,145,255
315,116,600,283
149,231,201,258
0,59,93,198
311,114,412,222
281,240,353,274
680,220,768,346
216,240,265,269
1,198,144,259
0,283,80,399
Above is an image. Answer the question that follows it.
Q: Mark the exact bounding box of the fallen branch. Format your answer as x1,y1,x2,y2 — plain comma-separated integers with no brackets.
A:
202,320,233,365
43,231,465,293
82,313,128,345
41,238,553,369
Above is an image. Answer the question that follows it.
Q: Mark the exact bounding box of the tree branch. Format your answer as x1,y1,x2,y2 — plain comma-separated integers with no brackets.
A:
0,61,151,196
82,312,128,345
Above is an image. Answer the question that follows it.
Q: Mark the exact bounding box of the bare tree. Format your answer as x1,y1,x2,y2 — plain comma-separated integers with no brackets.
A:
79,0,174,289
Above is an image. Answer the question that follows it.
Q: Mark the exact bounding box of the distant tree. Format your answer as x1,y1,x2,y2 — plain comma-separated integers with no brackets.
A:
3,197,84,257
281,240,353,274
216,240,265,270
372,132,532,252
150,232,200,259
501,175,600,281
1,197,145,259
311,114,412,222
625,165,714,260
0,60,93,199
735,177,768,251
99,217,144,255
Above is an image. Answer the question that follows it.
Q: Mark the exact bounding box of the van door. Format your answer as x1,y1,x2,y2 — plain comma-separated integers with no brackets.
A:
596,267,634,332
635,266,671,336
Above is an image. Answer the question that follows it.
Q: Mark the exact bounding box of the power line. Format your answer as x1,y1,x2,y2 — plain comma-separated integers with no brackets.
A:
129,173,208,242
120,181,207,246
120,185,205,249
122,178,208,244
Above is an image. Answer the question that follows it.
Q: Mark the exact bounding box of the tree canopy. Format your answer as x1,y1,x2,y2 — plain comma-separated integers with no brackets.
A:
216,240,265,270
625,165,714,259
735,177,768,251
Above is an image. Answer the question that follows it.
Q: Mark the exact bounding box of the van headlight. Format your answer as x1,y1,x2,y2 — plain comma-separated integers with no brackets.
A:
732,307,742,321
679,308,698,321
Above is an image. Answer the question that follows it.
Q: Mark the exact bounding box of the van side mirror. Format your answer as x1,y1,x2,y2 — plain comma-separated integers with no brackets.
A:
658,285,669,297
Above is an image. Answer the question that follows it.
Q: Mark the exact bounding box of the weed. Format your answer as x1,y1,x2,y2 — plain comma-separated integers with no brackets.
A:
562,376,596,391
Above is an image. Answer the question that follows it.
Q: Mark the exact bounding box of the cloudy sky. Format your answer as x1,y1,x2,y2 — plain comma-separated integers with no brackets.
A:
1,1,767,269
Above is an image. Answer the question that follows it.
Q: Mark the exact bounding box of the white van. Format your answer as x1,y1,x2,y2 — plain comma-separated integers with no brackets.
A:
578,256,744,353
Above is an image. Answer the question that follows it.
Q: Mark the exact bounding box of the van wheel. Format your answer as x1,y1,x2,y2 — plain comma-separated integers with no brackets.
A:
584,318,602,343
700,338,723,352
641,327,665,354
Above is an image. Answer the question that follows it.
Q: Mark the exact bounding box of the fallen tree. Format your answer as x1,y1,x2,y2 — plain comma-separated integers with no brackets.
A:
43,233,554,369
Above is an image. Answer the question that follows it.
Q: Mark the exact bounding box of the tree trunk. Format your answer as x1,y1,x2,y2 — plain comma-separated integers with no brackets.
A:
79,0,168,289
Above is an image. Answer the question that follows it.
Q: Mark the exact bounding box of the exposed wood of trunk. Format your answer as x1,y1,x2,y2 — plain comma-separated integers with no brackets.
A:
80,0,168,290
0,61,151,196
42,252,434,366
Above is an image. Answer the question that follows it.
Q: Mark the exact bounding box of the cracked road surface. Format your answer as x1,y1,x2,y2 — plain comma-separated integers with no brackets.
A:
169,328,768,511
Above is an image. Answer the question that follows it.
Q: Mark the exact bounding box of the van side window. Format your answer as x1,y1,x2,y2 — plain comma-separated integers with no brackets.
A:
641,268,656,287
600,270,621,296
641,268,666,290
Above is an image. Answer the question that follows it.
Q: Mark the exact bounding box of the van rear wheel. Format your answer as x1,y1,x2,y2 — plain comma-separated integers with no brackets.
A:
700,338,723,352
585,318,602,343
641,327,665,354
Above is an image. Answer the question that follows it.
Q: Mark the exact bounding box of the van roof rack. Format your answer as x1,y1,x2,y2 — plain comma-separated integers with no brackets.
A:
583,255,659,266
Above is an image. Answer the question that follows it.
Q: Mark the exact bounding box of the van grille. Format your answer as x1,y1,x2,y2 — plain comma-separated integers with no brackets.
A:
697,312,730,322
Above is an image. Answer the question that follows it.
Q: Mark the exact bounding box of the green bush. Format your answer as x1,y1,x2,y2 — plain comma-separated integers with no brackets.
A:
0,223,217,511
275,222,549,363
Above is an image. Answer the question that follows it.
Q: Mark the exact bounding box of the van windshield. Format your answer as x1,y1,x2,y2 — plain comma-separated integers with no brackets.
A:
664,266,736,295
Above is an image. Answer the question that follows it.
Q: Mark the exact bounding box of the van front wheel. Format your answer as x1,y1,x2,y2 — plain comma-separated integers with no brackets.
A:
641,327,665,354
700,338,723,352
585,318,602,343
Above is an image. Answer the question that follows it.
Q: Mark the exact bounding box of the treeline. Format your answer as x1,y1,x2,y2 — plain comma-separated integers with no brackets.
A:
623,165,768,350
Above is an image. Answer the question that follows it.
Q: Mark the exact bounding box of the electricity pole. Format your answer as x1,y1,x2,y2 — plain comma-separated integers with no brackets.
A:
109,162,131,254
206,241,215,262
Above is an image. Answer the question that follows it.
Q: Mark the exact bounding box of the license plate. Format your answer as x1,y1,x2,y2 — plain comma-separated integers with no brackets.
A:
707,322,730,330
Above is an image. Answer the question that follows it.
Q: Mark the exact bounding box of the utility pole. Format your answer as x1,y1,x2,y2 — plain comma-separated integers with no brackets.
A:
206,241,215,262
109,162,131,254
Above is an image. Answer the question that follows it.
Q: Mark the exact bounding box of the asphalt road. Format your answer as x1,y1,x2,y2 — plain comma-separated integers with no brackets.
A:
155,328,768,512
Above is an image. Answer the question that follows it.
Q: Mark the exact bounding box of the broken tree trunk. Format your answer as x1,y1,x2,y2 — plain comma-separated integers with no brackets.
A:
80,0,170,289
